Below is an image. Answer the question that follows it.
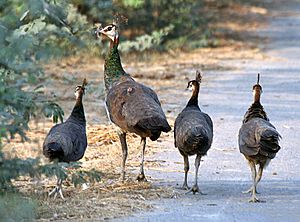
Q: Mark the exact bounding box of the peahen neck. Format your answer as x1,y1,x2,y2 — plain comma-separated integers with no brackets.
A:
243,101,269,123
187,83,200,108
104,38,128,92
69,94,85,124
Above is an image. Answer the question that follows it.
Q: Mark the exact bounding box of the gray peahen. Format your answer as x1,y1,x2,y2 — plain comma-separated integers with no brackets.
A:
238,74,281,202
43,79,88,199
95,21,171,182
174,71,213,194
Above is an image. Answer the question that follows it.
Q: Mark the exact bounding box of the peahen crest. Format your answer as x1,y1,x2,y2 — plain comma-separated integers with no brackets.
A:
195,70,202,83
112,13,128,28
187,70,203,88
82,78,88,88
252,73,262,91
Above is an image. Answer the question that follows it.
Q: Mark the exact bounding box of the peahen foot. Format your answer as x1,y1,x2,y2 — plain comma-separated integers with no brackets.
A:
249,194,260,203
179,183,190,191
48,179,64,200
136,173,147,182
48,186,64,200
243,186,259,194
186,185,206,195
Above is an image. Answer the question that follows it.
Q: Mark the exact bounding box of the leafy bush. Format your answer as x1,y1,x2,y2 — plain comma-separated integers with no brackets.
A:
0,154,101,191
72,0,211,50
0,193,37,221
118,24,174,53
0,0,100,191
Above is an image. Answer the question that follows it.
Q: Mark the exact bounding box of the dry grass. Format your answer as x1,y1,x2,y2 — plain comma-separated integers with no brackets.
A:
6,123,177,221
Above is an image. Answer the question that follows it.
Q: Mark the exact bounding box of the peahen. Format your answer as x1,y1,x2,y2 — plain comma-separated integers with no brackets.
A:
95,20,171,182
43,79,88,199
238,74,281,202
174,71,213,194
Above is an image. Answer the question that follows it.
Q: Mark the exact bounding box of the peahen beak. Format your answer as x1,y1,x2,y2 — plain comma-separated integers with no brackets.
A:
94,23,103,39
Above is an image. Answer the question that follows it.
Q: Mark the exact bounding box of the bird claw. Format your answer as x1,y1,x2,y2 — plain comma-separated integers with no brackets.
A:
136,173,147,182
179,184,190,191
48,186,65,200
242,188,252,194
185,185,206,195
249,195,260,203
243,187,259,194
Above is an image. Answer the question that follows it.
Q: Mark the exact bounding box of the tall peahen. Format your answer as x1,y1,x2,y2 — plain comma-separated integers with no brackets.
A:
238,74,281,202
174,71,213,194
95,21,171,182
43,79,88,199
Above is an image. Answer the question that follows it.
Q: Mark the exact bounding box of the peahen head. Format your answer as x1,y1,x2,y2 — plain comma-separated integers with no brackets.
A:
252,73,262,100
186,70,203,107
75,78,88,99
187,70,202,91
95,23,118,43
94,15,127,46
252,73,262,102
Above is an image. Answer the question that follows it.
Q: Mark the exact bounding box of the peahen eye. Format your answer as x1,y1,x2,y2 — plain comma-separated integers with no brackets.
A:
107,26,112,31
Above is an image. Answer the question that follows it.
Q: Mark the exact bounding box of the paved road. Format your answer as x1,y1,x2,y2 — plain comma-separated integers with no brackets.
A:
115,2,300,222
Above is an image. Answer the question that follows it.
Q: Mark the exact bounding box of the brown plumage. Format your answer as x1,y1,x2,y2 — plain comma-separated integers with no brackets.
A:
96,21,171,181
106,79,170,141
238,74,281,202
174,71,213,194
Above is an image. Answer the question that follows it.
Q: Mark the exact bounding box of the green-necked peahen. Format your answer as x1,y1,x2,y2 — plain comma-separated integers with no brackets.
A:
95,21,171,182
43,79,88,199
174,71,213,194
238,74,281,202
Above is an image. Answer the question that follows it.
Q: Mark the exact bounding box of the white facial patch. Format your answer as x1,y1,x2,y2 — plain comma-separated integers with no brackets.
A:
75,87,81,98
252,87,262,97
100,25,117,41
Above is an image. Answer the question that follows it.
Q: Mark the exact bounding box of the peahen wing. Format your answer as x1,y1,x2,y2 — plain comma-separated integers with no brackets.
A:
175,108,213,155
239,118,281,159
106,79,171,138
43,121,87,162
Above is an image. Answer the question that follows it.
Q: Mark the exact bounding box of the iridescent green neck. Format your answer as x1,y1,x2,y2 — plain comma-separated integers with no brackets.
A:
104,44,128,91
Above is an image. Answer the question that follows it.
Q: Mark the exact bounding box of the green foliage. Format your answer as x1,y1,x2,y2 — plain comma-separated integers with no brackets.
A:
70,168,102,187
0,68,64,142
0,0,95,191
39,161,102,187
0,155,101,191
122,0,144,8
0,0,71,143
119,24,174,53
0,193,37,221
72,0,211,50
0,156,40,189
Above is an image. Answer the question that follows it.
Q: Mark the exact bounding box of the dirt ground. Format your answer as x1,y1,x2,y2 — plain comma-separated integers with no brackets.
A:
2,1,275,221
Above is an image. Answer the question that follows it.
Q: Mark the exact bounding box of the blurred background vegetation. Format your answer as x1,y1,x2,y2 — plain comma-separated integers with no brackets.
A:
0,0,265,218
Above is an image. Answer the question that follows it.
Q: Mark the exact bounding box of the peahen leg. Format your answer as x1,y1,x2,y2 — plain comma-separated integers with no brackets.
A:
187,154,205,195
48,178,64,200
181,155,190,190
137,137,147,182
118,132,128,182
243,160,257,194
253,162,265,196
245,161,261,202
